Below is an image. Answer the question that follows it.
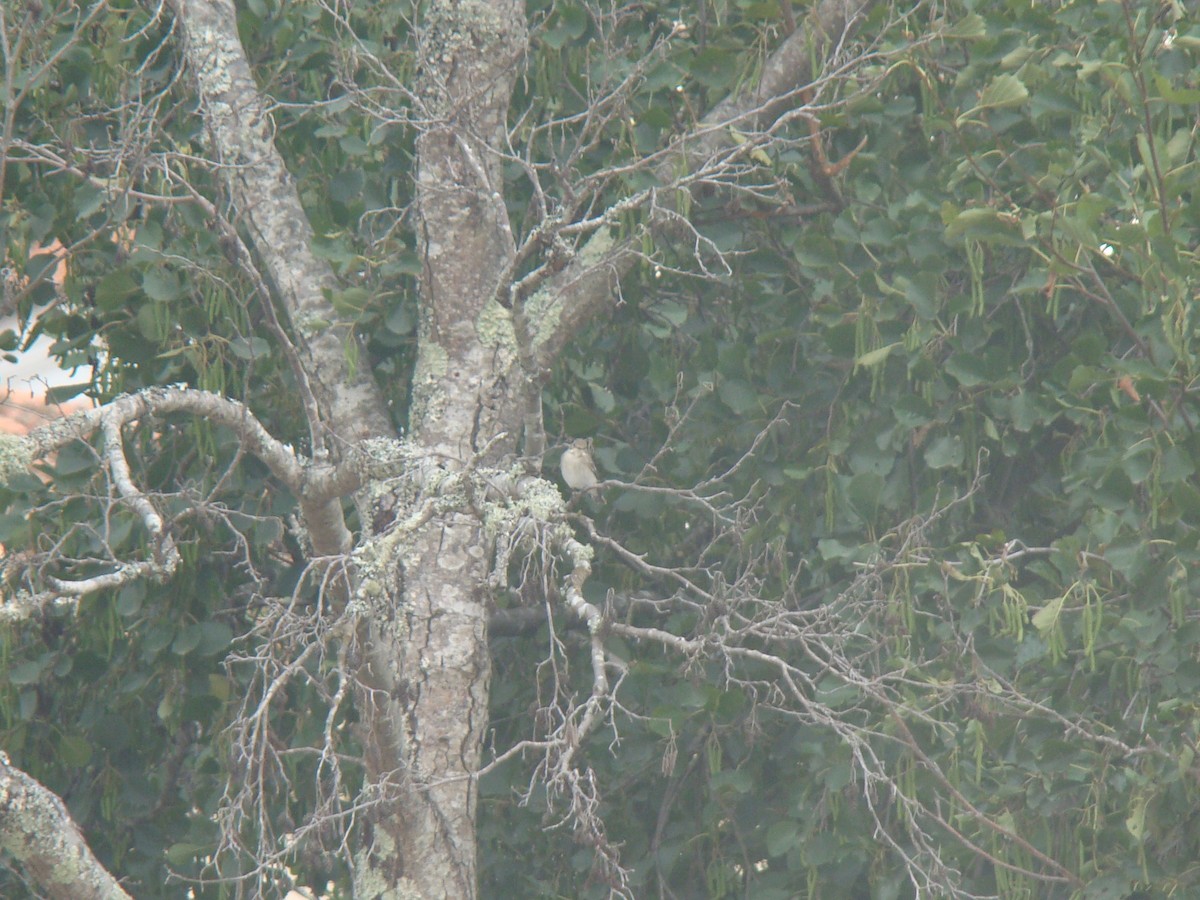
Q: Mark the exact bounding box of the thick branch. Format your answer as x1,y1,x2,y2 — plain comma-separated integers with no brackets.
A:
0,753,132,900
1,388,352,610
19,388,306,493
528,0,877,368
169,0,393,447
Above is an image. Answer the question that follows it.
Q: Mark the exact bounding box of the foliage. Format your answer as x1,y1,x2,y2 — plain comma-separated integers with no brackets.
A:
4,0,1200,898
488,1,1200,896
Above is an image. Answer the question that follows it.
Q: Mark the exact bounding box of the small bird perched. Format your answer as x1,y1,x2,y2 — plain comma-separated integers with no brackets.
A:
560,438,599,491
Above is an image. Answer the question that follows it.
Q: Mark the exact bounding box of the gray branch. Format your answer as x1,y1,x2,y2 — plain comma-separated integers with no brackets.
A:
0,752,132,900
527,0,878,369
169,0,393,448
0,387,354,617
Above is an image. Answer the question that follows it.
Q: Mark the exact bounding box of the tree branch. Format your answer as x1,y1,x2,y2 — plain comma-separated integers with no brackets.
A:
0,752,132,900
0,387,356,616
18,388,306,491
526,0,879,369
168,0,393,448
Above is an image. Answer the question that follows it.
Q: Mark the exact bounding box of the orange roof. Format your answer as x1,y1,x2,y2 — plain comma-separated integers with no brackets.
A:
0,388,86,435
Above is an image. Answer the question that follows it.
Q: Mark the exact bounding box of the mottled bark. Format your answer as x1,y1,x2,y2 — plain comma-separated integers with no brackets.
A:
0,753,132,900
170,0,393,450
352,2,528,896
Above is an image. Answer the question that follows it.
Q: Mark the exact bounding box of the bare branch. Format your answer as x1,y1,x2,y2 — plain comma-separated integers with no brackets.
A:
18,388,305,492
0,387,358,616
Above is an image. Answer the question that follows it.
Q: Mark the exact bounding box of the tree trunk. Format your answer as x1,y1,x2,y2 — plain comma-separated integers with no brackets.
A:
350,2,527,896
173,0,528,894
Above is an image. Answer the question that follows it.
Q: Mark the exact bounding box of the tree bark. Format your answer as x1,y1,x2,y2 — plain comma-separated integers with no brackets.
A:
0,753,131,900
351,3,528,896
170,0,522,894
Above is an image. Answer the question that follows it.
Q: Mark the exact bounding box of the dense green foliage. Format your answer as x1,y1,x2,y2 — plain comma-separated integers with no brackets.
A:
493,3,1200,896
4,0,1200,897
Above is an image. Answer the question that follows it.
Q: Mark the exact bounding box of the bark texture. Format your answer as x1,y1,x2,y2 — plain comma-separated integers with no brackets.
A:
352,3,528,896
171,0,393,450
171,1,519,895
0,753,132,900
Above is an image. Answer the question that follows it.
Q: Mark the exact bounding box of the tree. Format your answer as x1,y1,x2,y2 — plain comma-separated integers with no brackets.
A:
3,0,1200,898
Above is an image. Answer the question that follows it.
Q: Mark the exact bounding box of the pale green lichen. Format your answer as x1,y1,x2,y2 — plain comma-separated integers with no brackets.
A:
481,473,571,576
359,437,409,464
351,466,468,609
416,340,449,378
352,537,395,608
294,310,333,338
476,297,516,351
425,0,507,60
481,498,519,541
358,437,416,484
195,26,238,94
352,835,395,899
519,475,569,522
411,339,450,426
523,282,563,345
526,225,616,348
0,435,33,486
579,222,616,263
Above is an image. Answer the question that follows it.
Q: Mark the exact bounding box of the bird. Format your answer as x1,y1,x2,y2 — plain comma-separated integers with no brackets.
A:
560,438,599,491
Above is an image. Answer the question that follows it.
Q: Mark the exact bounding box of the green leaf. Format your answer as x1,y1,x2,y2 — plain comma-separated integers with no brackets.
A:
962,74,1029,122
142,267,183,303
944,13,986,39
923,434,964,469
73,183,105,218
116,582,146,617
44,382,88,404
717,377,758,413
330,169,364,204
54,441,95,476
944,353,991,387
943,207,1023,243
1126,795,1147,842
339,134,369,156
385,302,417,335
846,472,884,522
94,269,140,309
171,626,202,656
540,4,589,49
1031,595,1064,636
136,303,169,342
651,299,688,328
689,48,737,89
229,336,270,360
165,843,207,867
8,656,51,685
331,286,372,316
1161,445,1195,483
765,820,801,857
587,381,615,412
58,734,92,767
193,621,234,656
